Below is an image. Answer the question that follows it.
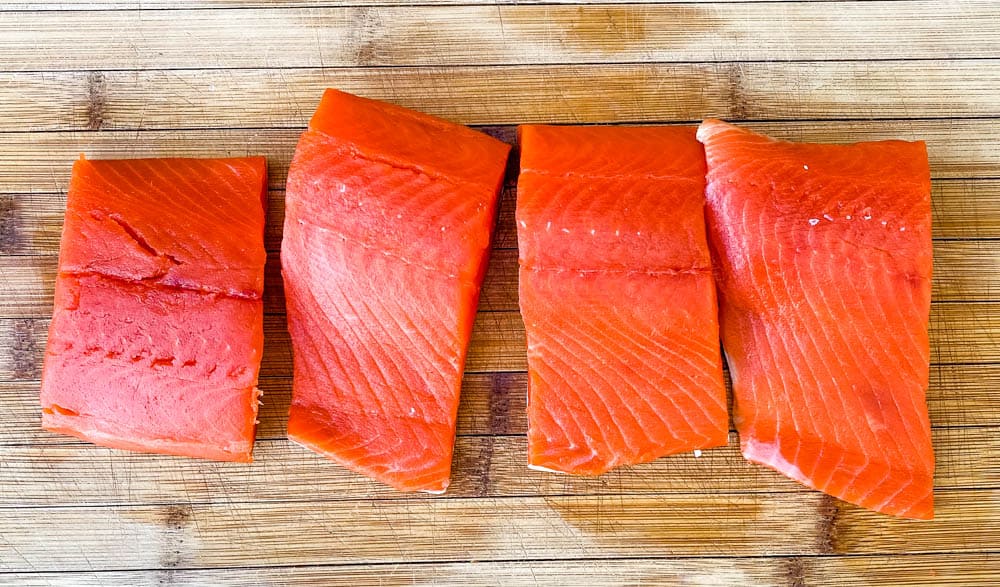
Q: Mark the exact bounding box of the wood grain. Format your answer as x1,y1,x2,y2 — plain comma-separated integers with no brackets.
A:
0,427,993,508
4,181,999,258
0,490,996,572
5,59,1000,132
1,3,997,70
801,553,1000,586
1,554,994,587
2,0,914,9
1,119,997,196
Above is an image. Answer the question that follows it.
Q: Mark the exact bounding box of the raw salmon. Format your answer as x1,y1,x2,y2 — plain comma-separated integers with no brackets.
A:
282,90,510,493
41,156,268,462
698,119,934,519
517,125,728,475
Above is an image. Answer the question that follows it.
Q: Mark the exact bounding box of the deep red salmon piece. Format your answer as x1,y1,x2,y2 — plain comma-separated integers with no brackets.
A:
40,156,268,462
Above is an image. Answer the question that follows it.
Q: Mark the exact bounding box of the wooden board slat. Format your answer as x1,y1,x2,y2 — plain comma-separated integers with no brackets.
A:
2,553,995,587
2,240,997,318
932,240,1000,301
801,553,1000,586
926,364,1000,428
932,179,1000,240
4,302,1000,382
832,490,1000,554
0,559,781,587
1,0,907,10
928,303,1000,365
0,489,996,572
5,60,1000,132
0,427,993,507
1,120,997,196
1,3,998,71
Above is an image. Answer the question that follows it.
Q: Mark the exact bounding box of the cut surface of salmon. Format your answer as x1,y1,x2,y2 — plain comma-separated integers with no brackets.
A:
698,119,934,519
282,89,510,493
40,156,268,462
517,125,728,476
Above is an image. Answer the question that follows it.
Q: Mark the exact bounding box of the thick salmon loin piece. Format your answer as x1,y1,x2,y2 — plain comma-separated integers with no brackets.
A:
698,119,934,519
517,125,728,476
282,89,510,493
41,156,268,462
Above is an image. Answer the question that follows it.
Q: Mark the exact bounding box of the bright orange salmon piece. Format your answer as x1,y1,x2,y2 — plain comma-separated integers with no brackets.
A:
517,125,728,476
698,119,934,519
283,90,510,493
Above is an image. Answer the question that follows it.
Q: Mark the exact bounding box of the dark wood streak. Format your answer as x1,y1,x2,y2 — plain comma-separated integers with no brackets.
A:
473,434,496,498
783,556,807,587
488,371,515,436
162,504,192,530
159,504,192,569
10,318,41,380
726,62,749,120
85,71,106,131
478,371,517,496
815,494,842,555
481,125,518,149
154,569,177,586
0,195,19,254
351,7,384,67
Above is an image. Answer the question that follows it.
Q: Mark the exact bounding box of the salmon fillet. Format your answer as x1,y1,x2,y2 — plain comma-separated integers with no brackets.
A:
41,156,268,462
282,89,510,493
517,125,729,475
698,119,934,519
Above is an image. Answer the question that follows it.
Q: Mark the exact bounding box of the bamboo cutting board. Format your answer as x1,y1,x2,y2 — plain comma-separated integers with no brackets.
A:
0,2,998,585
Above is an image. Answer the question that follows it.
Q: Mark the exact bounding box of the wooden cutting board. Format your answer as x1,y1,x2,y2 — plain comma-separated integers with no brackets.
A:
1,2,998,585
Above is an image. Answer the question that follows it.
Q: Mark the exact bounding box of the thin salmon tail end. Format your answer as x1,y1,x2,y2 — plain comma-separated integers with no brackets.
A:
308,88,344,131
527,431,727,477
516,125,538,150
289,432,452,494
526,456,611,477
287,409,454,494
742,437,934,520
695,119,733,144
70,155,92,177
895,493,934,521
